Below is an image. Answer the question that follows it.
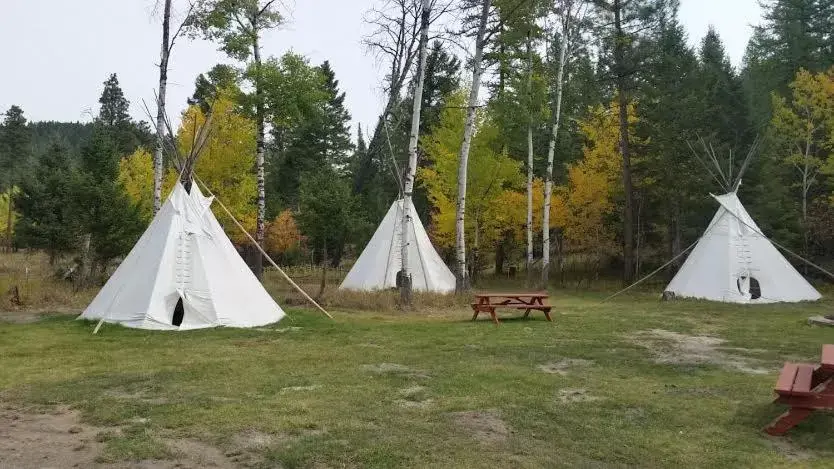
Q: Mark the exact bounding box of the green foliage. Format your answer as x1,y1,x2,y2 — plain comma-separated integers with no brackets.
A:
187,0,283,62
744,0,834,123
14,144,77,260
190,64,242,113
297,168,362,265
0,105,32,191
95,74,154,157
73,127,145,264
257,54,354,215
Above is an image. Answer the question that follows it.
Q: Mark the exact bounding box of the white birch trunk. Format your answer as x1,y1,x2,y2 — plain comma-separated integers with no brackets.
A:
526,124,533,284
253,32,266,280
400,0,431,305
542,23,569,286
455,0,492,292
153,0,172,213
525,31,534,286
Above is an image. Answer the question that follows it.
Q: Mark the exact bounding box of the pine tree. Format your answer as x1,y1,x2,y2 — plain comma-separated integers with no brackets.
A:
697,28,750,148
743,0,834,124
96,74,152,156
590,0,673,283
318,61,353,171
98,74,131,128
638,18,704,275
14,144,76,262
0,105,32,249
191,64,242,112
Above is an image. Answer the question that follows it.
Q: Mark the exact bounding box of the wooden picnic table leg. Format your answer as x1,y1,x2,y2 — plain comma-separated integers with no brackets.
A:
489,307,499,325
765,407,813,436
765,376,834,435
471,307,480,321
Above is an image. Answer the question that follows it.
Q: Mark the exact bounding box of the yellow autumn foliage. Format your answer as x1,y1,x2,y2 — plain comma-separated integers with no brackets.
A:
265,209,304,255
0,188,19,240
553,100,636,253
118,92,257,244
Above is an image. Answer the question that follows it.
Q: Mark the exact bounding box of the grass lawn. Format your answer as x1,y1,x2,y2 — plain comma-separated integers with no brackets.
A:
2,291,834,468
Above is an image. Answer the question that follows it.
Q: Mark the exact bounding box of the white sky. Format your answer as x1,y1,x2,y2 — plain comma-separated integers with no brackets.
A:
0,0,762,137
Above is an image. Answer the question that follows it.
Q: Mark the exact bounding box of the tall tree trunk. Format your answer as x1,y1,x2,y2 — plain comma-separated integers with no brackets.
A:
525,30,534,287
153,0,172,214
75,233,92,291
543,23,569,287
455,0,492,293
5,188,13,251
253,32,266,280
400,0,431,306
614,0,635,284
318,241,327,300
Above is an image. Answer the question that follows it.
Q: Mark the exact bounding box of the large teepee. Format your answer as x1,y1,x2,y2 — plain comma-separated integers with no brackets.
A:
340,199,455,293
664,191,821,303
664,137,820,304
80,105,287,330
79,182,285,329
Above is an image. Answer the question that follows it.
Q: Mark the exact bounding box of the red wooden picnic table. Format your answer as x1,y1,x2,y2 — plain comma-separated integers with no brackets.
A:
765,344,834,435
471,292,552,325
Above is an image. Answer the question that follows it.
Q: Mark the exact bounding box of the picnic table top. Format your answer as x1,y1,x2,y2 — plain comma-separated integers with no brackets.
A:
474,292,549,298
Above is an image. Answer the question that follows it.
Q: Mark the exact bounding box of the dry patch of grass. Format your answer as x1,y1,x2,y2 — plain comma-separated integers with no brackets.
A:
0,251,96,314
628,328,771,374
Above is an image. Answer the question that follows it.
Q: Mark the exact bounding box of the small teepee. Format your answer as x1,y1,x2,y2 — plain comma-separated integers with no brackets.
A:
340,199,455,293
664,138,821,303
79,107,285,329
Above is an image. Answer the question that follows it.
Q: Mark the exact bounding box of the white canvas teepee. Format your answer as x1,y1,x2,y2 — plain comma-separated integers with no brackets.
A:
79,182,285,330
664,191,821,303
340,199,455,293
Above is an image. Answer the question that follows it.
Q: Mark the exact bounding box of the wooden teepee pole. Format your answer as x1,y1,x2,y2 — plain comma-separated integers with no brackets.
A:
194,176,333,319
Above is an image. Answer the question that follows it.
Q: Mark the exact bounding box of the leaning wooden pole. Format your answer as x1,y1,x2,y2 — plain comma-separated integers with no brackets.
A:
194,176,333,319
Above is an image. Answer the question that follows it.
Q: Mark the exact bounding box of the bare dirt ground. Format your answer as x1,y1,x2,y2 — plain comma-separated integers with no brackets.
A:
628,329,770,374
449,410,510,444
0,404,246,469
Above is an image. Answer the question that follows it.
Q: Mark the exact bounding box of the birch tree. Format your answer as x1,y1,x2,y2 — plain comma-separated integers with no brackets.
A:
455,0,494,292
400,0,433,305
359,0,452,197
153,0,196,214
771,68,834,264
188,0,284,280
542,0,587,285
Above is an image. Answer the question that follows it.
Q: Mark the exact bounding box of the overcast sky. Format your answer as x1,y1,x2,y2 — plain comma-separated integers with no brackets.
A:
0,0,762,137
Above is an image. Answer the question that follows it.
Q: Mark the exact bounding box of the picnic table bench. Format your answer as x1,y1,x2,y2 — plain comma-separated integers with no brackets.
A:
765,344,834,435
471,292,552,325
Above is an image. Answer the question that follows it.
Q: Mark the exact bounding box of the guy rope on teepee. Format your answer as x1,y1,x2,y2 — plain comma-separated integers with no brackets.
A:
84,100,331,334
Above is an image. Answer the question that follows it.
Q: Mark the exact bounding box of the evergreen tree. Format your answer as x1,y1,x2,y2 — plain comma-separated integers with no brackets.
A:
590,0,674,283
0,105,32,248
191,64,242,112
743,0,834,124
297,167,362,290
14,144,76,262
96,73,153,156
73,126,145,269
637,17,704,272
317,61,353,171
98,74,131,128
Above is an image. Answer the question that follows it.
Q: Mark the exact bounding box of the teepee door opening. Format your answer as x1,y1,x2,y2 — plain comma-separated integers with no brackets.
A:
172,296,185,326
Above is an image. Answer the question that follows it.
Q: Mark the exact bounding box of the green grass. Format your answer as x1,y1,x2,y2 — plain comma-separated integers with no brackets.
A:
3,292,834,468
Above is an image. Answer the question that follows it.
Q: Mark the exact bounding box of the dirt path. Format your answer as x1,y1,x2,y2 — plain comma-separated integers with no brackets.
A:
0,405,241,469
